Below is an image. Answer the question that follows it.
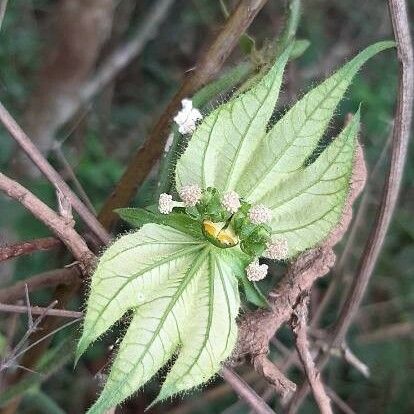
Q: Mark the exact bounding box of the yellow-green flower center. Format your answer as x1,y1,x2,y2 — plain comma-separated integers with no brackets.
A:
202,220,239,248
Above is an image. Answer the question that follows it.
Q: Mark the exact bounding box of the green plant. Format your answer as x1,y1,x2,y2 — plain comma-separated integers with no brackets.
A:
76,41,394,413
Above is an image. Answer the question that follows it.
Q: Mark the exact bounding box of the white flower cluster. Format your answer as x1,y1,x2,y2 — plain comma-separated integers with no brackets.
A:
158,193,174,214
221,190,241,214
179,184,202,207
158,184,203,214
246,260,268,281
263,239,289,260
248,204,272,225
173,99,202,135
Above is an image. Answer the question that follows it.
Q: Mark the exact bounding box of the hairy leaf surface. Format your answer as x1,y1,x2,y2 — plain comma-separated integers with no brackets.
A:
175,45,293,192
77,224,241,413
238,41,394,200
176,41,393,256
266,110,360,256
79,41,394,412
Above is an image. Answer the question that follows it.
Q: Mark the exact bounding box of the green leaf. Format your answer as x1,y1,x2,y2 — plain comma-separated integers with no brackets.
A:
290,39,310,59
77,224,241,413
238,41,394,200
80,41,395,413
116,207,203,239
175,44,293,193
176,41,393,257
265,110,361,256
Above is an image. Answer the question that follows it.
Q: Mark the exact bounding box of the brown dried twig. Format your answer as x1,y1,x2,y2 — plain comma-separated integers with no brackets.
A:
0,267,80,304
0,303,83,319
0,172,96,274
0,102,110,245
0,237,62,263
221,367,276,414
290,295,333,414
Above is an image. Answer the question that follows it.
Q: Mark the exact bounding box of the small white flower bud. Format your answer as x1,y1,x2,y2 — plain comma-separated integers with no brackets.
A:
263,239,289,260
222,190,241,214
158,193,174,214
173,98,203,134
248,204,272,225
246,260,268,282
179,184,202,207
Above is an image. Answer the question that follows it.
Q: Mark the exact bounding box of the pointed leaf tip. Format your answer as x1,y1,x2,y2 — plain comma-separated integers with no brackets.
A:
176,44,293,192
80,225,242,412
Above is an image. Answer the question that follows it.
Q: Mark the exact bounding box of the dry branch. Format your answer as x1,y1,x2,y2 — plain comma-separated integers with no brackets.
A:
290,295,333,414
0,172,95,273
0,303,83,319
0,237,62,263
0,102,110,245
0,268,80,304
221,367,276,414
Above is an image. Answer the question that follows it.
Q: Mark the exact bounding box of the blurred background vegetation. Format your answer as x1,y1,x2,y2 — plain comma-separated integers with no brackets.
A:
0,0,413,413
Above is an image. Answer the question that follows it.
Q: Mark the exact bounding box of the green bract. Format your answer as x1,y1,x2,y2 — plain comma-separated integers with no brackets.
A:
78,41,394,413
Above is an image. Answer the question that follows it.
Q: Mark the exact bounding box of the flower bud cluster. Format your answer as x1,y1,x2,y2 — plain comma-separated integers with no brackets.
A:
158,185,289,282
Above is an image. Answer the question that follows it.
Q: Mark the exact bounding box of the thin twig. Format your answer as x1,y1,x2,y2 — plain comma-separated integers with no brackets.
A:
253,339,356,414
10,318,81,363
339,344,370,378
0,303,83,319
312,340,370,378
0,0,8,31
80,0,175,111
357,322,413,344
287,0,413,411
98,0,270,231
221,366,276,414
0,172,95,272
326,389,356,414
24,285,33,329
0,281,80,414
290,295,333,414
0,267,80,304
0,237,61,263
1,301,59,373
0,101,110,245
53,145,96,214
